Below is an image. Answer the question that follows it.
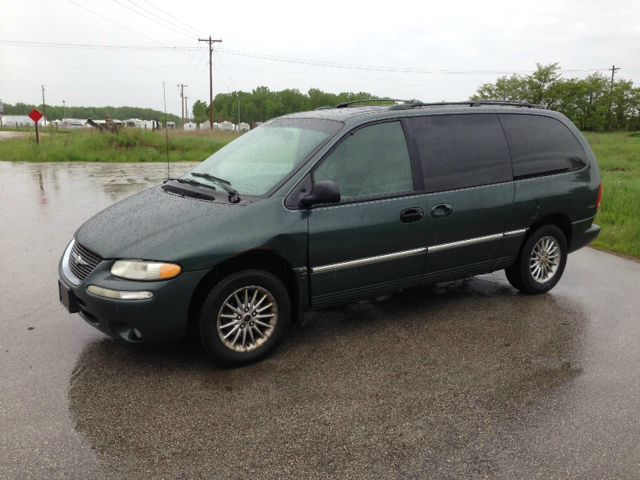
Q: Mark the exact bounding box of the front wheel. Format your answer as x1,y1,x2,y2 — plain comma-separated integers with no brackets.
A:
199,269,291,367
505,225,568,294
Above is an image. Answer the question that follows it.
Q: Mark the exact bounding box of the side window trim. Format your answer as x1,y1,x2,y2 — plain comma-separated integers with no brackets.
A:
495,113,516,181
309,119,420,205
400,117,425,193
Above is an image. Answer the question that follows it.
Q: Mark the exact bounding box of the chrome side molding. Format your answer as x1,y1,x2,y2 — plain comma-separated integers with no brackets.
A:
310,229,528,274
311,247,427,274
428,228,527,253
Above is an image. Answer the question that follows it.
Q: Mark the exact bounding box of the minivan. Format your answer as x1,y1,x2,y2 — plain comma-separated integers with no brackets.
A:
58,100,602,366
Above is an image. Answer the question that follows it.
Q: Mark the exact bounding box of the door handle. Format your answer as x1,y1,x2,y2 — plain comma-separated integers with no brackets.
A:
430,203,453,218
400,208,424,223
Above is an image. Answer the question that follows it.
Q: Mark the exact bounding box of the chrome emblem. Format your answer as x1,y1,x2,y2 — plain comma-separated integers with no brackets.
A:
73,251,89,266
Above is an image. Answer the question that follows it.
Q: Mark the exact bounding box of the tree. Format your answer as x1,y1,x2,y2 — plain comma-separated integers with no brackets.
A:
191,100,209,124
472,64,640,131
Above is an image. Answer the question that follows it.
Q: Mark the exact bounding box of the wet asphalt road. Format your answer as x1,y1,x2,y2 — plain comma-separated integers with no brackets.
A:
1,162,639,479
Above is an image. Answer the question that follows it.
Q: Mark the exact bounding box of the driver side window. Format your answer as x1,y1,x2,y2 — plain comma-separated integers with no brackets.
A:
314,121,414,201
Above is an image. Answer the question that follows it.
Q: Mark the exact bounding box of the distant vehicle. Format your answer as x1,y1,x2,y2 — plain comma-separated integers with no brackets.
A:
58,100,602,366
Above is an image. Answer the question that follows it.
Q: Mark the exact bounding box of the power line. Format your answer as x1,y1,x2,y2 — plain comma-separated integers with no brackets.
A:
217,47,610,75
0,39,613,76
186,48,208,82
214,50,237,91
0,39,195,50
111,0,194,39
65,0,169,47
139,0,207,37
0,63,191,70
127,0,201,36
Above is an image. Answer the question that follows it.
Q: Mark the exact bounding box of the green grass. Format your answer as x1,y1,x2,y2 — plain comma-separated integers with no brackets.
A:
584,132,640,259
0,128,238,163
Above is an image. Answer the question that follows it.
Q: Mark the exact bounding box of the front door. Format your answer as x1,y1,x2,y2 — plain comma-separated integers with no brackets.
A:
307,121,426,308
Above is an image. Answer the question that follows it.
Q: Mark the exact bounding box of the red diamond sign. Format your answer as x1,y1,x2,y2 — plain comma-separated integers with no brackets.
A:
29,108,43,123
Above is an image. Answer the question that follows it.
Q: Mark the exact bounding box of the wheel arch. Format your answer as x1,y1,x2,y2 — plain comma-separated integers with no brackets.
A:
511,213,572,263
528,214,572,246
187,250,302,337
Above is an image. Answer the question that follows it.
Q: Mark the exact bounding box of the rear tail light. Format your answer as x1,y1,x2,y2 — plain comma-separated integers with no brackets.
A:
596,182,603,211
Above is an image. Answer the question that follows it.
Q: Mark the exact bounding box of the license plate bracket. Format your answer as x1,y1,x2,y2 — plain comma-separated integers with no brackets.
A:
58,280,80,313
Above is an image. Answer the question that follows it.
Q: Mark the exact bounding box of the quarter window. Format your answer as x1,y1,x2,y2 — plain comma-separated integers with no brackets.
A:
499,114,587,179
407,114,512,193
314,121,414,200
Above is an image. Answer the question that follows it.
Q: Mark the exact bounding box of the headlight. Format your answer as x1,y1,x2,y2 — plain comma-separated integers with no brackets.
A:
111,260,182,281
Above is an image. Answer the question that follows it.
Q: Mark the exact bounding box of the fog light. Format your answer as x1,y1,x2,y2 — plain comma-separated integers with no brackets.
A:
87,285,153,300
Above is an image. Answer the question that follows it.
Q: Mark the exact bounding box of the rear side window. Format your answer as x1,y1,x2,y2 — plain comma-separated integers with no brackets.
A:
499,114,587,179
407,114,512,193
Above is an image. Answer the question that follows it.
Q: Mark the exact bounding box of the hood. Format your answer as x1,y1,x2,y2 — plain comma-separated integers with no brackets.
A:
75,186,242,264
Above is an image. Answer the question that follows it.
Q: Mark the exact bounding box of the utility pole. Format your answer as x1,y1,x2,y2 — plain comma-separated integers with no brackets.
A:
62,100,66,124
184,96,189,123
198,36,222,129
41,85,47,124
177,83,188,126
609,65,620,94
608,65,621,125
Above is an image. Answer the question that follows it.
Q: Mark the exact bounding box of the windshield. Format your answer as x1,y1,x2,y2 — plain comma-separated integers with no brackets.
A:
189,118,342,196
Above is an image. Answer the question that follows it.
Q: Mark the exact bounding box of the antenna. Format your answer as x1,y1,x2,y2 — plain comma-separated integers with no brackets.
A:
162,81,170,180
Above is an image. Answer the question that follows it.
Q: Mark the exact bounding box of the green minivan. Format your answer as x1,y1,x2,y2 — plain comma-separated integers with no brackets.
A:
58,101,602,366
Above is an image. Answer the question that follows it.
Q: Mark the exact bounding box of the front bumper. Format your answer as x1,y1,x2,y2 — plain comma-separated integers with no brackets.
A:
58,258,208,343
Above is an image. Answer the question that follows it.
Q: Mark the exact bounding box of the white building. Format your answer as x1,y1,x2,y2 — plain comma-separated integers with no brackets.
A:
236,122,250,132
124,118,155,129
217,121,236,131
183,122,198,130
59,118,91,129
0,115,45,128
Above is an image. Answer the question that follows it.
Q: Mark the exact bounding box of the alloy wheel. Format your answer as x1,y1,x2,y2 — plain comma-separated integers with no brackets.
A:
216,285,278,353
529,235,561,283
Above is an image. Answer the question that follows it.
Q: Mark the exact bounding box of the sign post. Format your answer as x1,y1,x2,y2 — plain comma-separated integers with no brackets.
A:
29,109,43,145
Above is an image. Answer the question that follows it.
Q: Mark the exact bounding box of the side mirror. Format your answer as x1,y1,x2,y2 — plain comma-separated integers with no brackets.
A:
300,180,341,208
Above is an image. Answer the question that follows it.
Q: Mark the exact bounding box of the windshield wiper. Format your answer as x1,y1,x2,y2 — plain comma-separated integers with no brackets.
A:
172,177,218,191
191,172,241,203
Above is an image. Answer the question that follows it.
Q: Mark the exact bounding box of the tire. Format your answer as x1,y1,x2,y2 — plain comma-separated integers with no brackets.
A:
505,224,568,294
198,269,291,367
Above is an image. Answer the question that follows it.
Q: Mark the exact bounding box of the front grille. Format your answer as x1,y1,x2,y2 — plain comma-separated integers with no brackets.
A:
68,241,102,281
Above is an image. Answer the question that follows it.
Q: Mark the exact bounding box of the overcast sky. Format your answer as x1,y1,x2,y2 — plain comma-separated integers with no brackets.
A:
1,0,639,116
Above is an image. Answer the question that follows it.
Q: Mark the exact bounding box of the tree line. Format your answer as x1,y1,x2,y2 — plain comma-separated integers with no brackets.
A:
472,63,640,131
1,103,179,123
197,65,639,131
4,64,638,131
193,88,380,125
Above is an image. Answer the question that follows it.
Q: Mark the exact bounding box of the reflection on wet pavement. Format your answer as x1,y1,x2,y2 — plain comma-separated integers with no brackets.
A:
1,162,640,479
68,279,586,479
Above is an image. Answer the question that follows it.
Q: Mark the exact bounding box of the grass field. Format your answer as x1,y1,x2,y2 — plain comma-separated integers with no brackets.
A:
585,132,640,259
0,128,638,258
0,128,238,163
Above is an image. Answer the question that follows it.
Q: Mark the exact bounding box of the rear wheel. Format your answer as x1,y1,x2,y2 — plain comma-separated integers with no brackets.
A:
199,269,291,367
505,224,568,294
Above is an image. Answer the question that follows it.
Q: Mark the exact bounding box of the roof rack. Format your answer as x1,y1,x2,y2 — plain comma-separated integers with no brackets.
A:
389,100,545,110
335,98,419,108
